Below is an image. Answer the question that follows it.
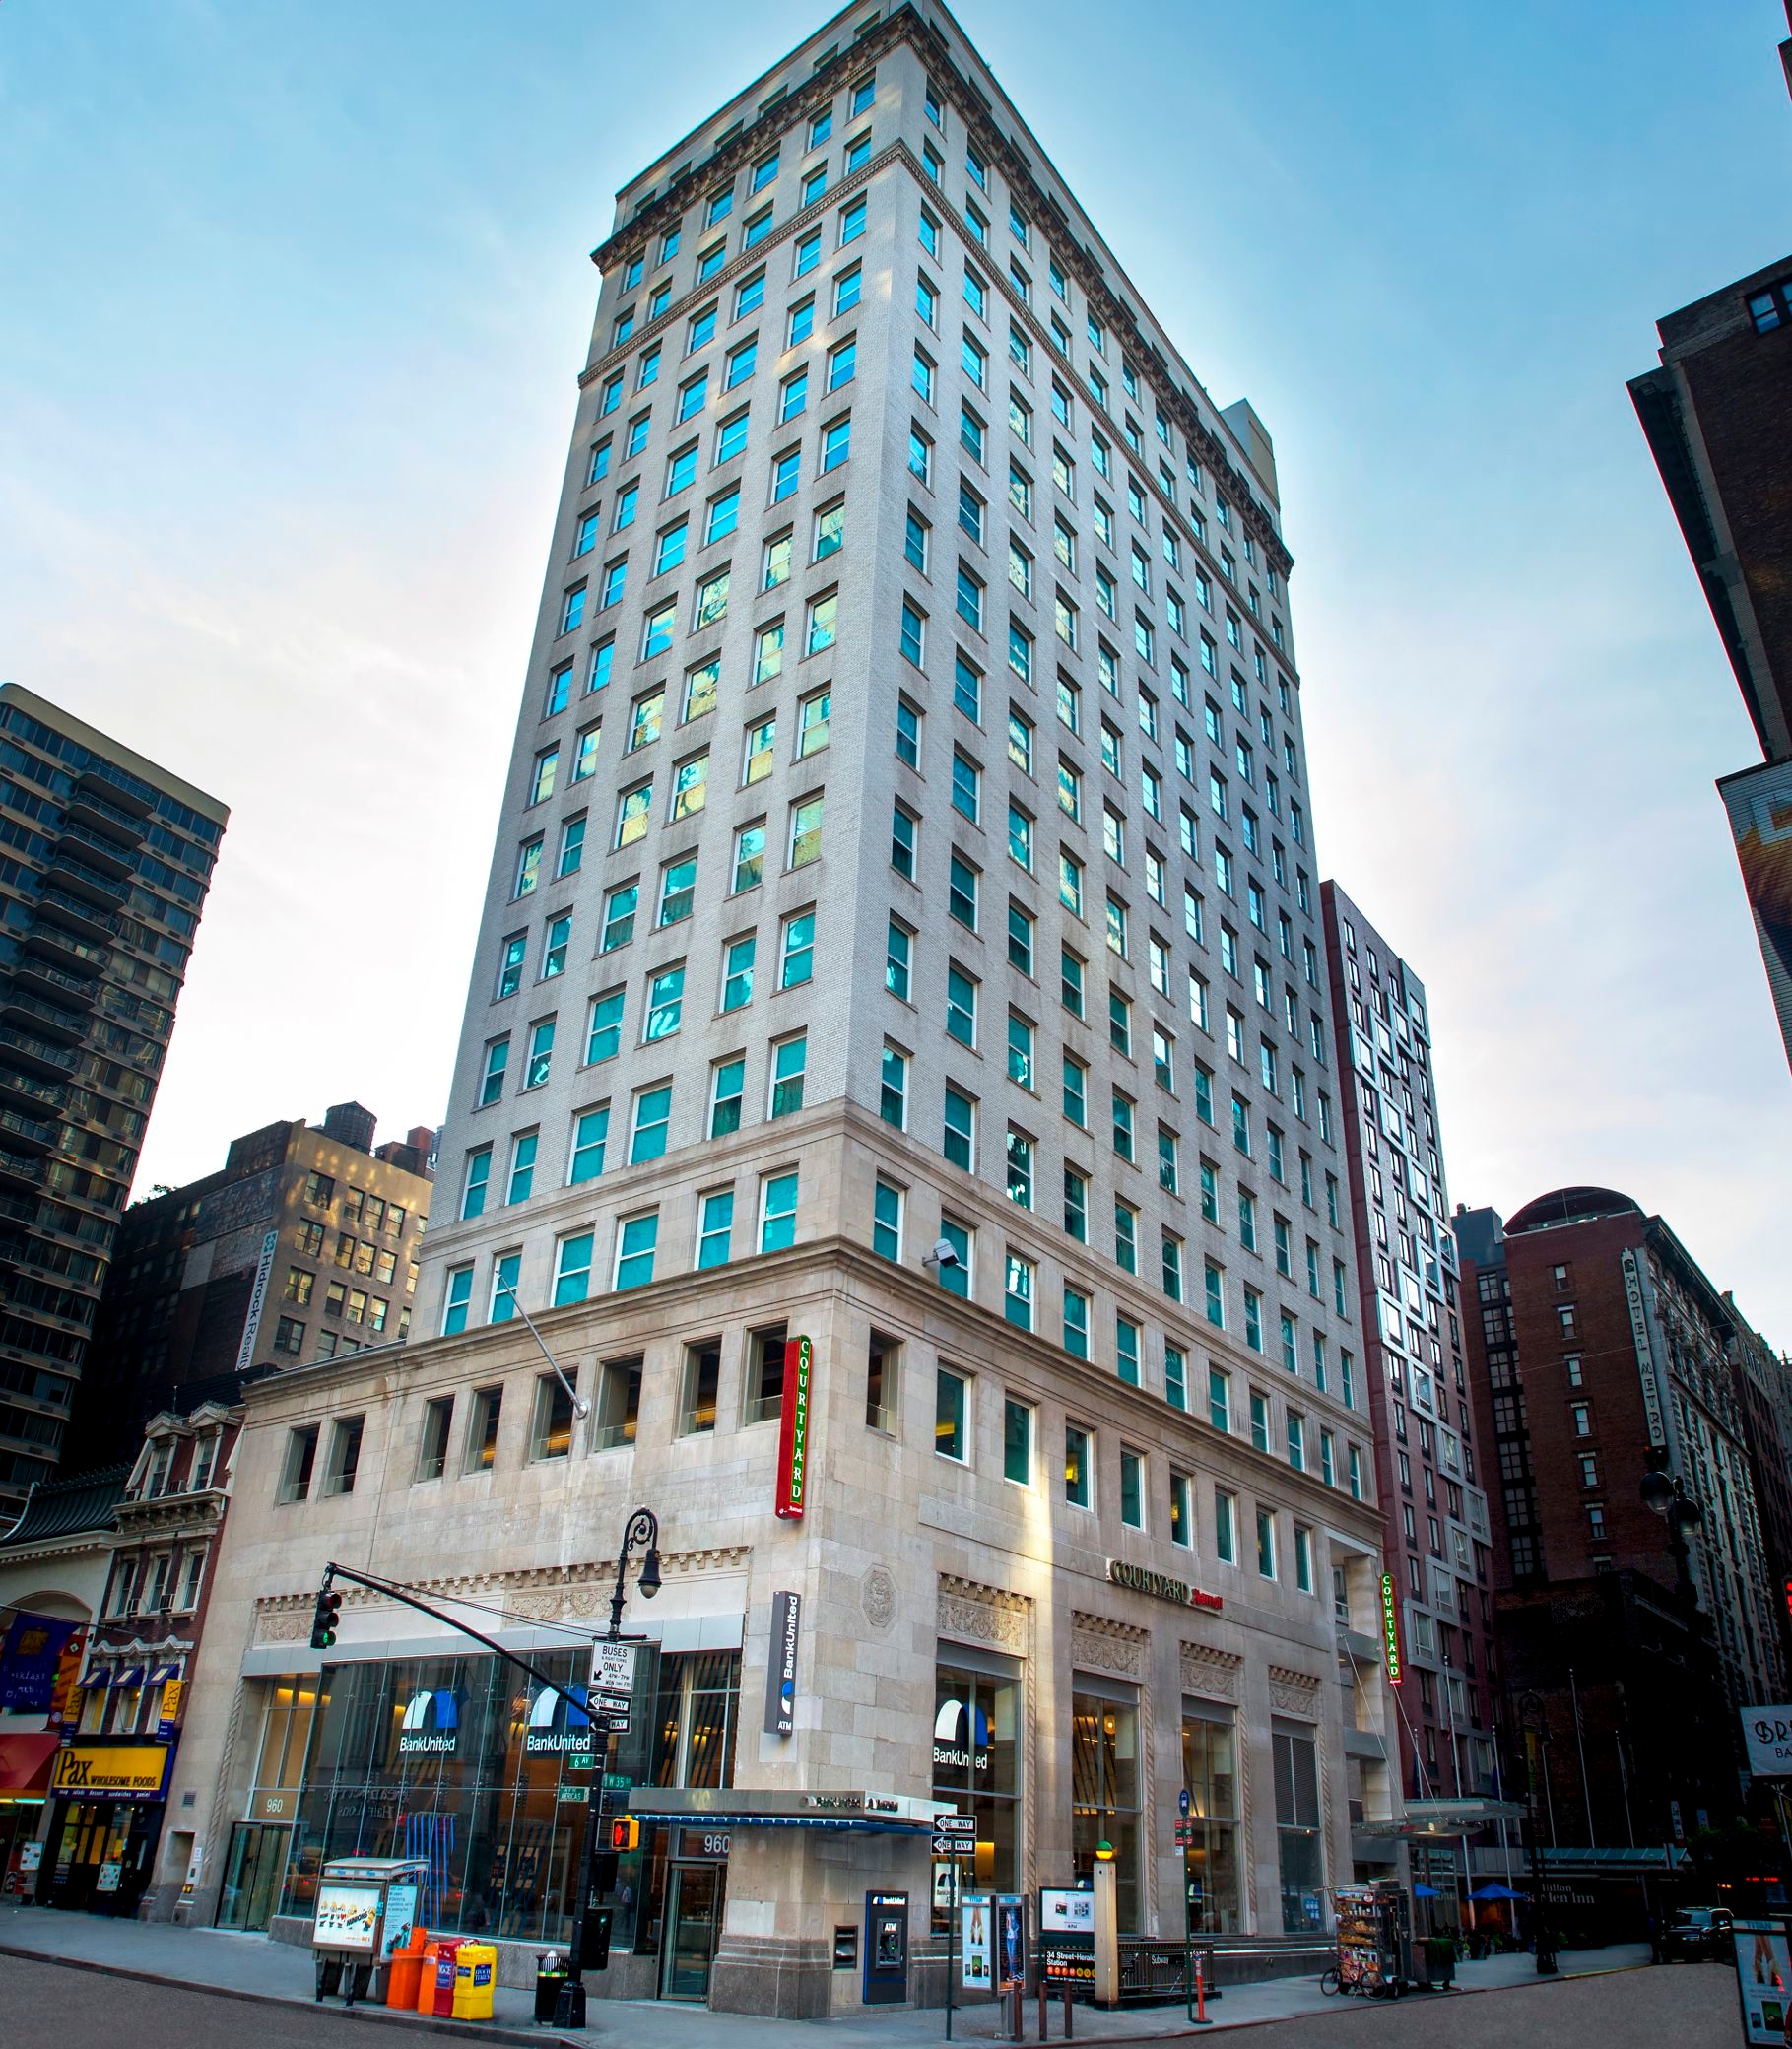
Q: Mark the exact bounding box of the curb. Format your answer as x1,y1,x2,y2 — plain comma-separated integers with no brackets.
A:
938,1958,1654,2040
0,1943,587,2047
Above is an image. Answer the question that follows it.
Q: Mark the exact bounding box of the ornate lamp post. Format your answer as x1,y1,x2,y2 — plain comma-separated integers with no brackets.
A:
606,1507,662,1640
559,1507,662,2027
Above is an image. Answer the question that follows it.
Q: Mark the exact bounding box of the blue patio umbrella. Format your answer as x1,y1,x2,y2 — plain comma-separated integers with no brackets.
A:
1469,1884,1524,1900
1413,1884,1441,1897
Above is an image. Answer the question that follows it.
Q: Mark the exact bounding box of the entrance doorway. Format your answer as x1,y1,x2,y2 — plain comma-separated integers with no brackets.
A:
659,1863,723,2000
216,1821,292,1931
44,1800,155,1914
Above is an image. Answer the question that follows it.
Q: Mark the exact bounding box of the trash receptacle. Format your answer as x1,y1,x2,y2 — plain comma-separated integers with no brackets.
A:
386,1927,430,2010
418,1937,465,2018
535,1952,570,2023
453,1943,497,2022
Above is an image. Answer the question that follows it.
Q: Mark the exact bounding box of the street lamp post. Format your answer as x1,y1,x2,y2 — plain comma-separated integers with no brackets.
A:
558,1506,662,2030
1519,1691,1558,1976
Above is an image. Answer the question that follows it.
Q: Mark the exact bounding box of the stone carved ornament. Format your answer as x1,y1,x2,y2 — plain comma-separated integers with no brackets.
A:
1070,1611,1148,1677
252,1546,750,1642
1267,1664,1322,1715
936,1574,1029,1651
1179,1643,1241,1701
861,1565,897,1632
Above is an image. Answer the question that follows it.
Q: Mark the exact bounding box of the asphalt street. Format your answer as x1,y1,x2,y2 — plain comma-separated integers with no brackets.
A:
4,1953,496,2048
0,1952,1743,2049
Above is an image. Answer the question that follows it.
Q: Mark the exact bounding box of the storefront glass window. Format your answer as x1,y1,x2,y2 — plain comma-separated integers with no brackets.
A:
1273,1723,1324,1932
1180,1707,1239,1933
1071,1683,1140,1930
628,1651,742,1959
931,1657,1022,1925
279,1649,658,1947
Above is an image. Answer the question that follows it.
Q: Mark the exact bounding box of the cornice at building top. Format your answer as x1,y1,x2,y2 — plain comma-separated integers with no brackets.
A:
589,7,914,276
585,2,1293,582
571,132,1295,682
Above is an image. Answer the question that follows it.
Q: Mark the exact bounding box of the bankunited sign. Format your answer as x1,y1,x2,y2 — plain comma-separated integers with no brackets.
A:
398,1689,459,1754
1105,1560,1224,1612
526,1685,592,1755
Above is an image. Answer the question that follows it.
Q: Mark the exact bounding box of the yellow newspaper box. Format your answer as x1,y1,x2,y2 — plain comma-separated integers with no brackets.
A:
452,1943,497,2021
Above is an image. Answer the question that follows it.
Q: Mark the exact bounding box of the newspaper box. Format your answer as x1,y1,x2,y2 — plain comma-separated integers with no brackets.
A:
310,1856,429,2006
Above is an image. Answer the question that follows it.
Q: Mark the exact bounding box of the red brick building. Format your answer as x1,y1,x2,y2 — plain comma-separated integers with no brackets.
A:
1458,1189,1784,1844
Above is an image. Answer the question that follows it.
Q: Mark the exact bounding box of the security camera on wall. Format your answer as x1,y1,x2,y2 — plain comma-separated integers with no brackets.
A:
923,1238,961,1269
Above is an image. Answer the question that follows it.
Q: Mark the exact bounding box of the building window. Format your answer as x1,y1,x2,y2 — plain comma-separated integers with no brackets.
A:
867,1330,900,1432
1072,1685,1141,1930
464,1387,502,1473
933,1659,1022,1907
615,1212,659,1290
680,1342,722,1435
936,1365,969,1462
1183,1708,1241,1933
593,1357,642,1450
744,1326,789,1424
873,1179,903,1262
760,1172,798,1253
416,1397,453,1483
530,1373,578,1461
1273,1725,1323,1933
278,1424,319,1503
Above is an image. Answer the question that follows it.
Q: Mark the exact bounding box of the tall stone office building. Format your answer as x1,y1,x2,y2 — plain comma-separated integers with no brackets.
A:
1320,887,1499,1865
0,682,228,1511
172,3,1395,2009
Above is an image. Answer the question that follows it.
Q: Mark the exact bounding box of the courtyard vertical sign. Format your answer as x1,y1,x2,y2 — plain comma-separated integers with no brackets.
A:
774,1335,812,1520
1380,1572,1403,1685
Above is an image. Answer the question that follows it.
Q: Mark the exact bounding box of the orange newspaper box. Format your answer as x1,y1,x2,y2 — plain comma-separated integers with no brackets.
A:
386,1925,430,2010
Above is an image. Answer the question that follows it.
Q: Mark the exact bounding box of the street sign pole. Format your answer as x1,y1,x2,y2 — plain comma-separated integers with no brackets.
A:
947,1855,956,2042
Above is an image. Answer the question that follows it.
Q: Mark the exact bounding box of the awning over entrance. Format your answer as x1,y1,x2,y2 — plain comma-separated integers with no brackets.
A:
627,1809,928,1834
0,1732,59,1798
1538,1846,1690,1874
626,1787,937,1834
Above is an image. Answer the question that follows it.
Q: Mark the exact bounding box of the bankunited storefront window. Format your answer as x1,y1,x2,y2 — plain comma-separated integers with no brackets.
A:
280,1647,739,1949
931,1654,1020,1927
279,1651,596,1941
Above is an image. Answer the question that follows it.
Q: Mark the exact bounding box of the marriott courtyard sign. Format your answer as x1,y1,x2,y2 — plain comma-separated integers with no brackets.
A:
1106,1560,1224,1613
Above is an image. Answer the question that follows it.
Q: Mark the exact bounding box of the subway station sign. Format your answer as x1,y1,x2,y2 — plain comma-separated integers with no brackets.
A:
774,1335,813,1521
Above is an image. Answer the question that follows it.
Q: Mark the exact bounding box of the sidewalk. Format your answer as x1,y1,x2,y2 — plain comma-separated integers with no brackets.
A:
0,1904,1650,2042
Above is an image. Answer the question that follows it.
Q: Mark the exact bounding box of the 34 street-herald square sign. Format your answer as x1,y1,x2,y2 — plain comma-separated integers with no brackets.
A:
774,1335,813,1520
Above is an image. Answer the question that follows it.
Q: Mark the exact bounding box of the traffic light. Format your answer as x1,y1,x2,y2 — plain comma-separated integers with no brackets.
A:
608,1817,639,1853
1783,1575,1792,1626
310,1583,342,1651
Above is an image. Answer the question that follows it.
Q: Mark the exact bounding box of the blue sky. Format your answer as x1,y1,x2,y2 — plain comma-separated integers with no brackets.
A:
3,0,1789,1337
